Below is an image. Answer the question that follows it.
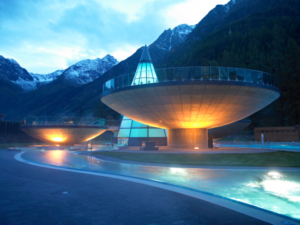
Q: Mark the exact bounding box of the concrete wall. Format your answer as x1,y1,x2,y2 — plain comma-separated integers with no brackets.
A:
254,127,300,142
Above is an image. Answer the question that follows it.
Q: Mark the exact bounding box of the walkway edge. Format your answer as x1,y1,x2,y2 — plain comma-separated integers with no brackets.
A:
15,151,300,225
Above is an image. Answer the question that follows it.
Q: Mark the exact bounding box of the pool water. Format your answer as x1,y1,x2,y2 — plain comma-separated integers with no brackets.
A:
21,150,300,221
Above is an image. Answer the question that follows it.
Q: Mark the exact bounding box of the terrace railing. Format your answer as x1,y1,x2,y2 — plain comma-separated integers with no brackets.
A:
21,116,107,127
103,66,278,94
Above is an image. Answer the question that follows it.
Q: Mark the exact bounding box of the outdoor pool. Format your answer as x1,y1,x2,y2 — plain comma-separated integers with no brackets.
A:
20,149,300,222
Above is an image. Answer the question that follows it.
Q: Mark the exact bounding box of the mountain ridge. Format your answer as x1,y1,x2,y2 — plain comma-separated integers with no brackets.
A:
0,54,118,91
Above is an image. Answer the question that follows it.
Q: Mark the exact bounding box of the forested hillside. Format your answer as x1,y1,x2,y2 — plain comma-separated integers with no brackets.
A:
159,0,300,127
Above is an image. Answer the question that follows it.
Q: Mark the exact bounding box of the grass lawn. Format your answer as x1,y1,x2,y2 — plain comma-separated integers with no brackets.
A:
93,151,300,167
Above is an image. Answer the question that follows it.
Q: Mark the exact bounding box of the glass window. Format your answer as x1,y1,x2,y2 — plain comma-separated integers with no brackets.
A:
145,63,151,78
211,67,219,80
140,64,146,78
141,70,147,78
111,79,114,89
123,116,130,120
129,73,135,85
118,138,128,146
202,67,210,80
118,129,130,137
251,71,258,83
123,74,129,87
220,67,228,80
130,128,147,137
132,121,147,128
229,68,236,80
105,80,111,90
147,78,154,84
136,64,142,73
140,78,147,84
237,69,244,81
244,70,251,81
149,129,166,137
120,120,132,128
257,72,264,84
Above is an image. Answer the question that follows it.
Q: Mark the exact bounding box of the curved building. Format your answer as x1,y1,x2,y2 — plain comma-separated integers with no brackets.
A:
21,117,107,145
102,46,280,149
116,117,250,147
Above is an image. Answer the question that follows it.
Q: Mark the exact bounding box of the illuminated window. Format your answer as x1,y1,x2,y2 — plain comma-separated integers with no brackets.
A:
149,129,166,137
118,129,130,137
132,121,147,128
130,128,147,137
121,120,132,128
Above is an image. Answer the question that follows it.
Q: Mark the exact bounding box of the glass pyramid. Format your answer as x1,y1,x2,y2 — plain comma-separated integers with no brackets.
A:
116,45,167,146
131,45,158,85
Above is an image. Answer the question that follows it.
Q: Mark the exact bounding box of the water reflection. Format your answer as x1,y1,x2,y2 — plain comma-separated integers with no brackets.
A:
21,150,300,221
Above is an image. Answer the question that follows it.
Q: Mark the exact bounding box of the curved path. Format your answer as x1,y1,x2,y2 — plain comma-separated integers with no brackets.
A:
0,150,269,225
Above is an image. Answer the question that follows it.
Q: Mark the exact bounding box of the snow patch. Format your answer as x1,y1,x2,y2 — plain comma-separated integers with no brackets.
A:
11,77,36,92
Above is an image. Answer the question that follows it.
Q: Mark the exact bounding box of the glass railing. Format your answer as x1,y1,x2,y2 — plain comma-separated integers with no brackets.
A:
21,117,107,127
103,66,278,93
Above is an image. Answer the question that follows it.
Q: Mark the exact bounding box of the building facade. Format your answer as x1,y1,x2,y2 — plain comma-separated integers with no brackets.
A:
254,126,300,142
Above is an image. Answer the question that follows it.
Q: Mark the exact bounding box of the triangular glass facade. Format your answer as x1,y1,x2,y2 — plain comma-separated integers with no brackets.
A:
117,45,167,146
131,63,158,85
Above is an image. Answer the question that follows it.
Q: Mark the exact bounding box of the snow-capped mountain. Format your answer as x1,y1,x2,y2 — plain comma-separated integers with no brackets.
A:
0,54,118,91
30,70,64,88
62,55,118,85
153,24,195,51
0,55,36,92
0,55,64,91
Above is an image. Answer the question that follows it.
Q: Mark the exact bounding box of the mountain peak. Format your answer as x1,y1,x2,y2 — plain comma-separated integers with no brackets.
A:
102,54,118,64
63,55,118,85
152,24,195,51
0,55,36,91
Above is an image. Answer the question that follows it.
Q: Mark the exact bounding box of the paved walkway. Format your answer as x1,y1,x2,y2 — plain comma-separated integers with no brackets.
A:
0,150,269,225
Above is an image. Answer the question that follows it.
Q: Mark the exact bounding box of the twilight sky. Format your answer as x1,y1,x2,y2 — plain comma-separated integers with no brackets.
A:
0,0,229,74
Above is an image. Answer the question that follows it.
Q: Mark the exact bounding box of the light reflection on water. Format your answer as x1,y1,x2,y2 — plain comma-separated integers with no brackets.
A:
22,150,300,221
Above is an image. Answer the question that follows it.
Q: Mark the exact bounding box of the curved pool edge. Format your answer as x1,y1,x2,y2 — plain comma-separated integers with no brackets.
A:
15,151,300,225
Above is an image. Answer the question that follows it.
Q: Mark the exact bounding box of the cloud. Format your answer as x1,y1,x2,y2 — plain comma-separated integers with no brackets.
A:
0,0,230,74
165,0,230,28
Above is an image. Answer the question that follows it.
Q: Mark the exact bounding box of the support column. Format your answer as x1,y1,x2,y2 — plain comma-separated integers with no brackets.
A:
167,128,208,149
208,135,214,148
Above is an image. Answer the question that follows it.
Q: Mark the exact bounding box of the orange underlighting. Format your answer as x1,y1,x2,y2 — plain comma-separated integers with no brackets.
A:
51,137,64,142
21,127,107,144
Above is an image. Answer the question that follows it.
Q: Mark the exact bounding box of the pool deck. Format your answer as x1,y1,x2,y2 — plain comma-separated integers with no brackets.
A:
0,150,271,225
